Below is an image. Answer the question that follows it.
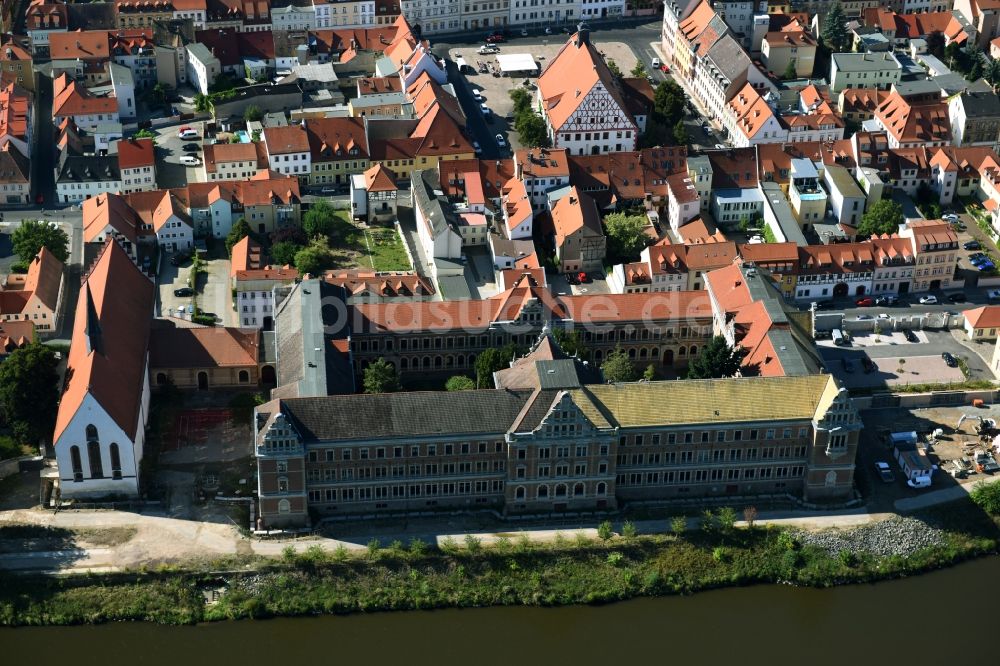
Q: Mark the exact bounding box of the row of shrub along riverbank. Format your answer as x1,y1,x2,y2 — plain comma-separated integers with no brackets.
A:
0,500,997,626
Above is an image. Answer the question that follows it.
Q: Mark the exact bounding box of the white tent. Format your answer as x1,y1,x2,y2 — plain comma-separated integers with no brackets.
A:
495,53,539,74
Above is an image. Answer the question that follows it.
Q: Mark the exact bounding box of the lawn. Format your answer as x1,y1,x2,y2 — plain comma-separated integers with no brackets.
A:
328,210,411,272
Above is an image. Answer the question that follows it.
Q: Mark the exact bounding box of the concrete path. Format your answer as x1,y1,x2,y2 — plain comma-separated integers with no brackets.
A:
894,473,1000,512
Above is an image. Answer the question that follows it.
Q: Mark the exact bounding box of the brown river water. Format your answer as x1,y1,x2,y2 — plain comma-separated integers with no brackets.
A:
4,556,998,665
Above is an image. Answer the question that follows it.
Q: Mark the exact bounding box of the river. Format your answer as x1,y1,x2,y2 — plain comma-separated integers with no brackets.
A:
4,557,997,665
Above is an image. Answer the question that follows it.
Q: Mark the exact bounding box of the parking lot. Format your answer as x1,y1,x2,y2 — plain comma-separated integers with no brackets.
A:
450,40,639,153
859,405,1000,511
818,328,991,389
157,252,234,327
154,121,207,189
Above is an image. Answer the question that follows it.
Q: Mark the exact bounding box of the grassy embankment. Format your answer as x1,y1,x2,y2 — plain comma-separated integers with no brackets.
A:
0,500,997,626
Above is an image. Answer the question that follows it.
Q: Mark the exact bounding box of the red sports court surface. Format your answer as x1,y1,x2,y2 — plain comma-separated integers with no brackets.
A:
162,409,234,453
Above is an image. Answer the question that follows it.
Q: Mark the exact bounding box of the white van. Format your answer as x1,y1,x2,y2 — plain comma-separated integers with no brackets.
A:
832,329,846,346
906,476,932,489
180,155,200,166
651,57,661,69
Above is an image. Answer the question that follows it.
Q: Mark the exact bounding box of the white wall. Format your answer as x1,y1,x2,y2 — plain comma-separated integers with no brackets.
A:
55,392,141,498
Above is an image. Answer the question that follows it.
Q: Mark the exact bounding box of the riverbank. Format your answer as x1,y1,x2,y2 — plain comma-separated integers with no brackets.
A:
1,499,998,627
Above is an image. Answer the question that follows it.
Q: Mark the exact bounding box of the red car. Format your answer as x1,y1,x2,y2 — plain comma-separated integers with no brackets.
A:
577,272,589,284
855,297,875,307
486,34,505,43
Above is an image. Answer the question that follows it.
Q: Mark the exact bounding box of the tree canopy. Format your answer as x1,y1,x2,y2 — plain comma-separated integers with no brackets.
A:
270,241,301,266
630,61,647,78
821,2,850,52
474,343,520,389
445,375,475,391
857,199,904,237
685,336,747,380
510,87,550,148
604,212,649,261
601,347,638,383
303,200,337,238
294,238,334,276
0,342,59,446
226,217,253,255
243,104,263,122
12,220,69,264
653,80,686,123
363,358,402,394
606,59,622,78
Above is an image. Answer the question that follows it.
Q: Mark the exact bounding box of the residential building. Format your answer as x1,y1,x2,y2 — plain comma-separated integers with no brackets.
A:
829,52,902,93
692,33,769,127
761,27,816,79
314,0,375,27
666,172,700,232
787,157,827,228
869,235,915,295
713,0,764,49
236,267,299,328
551,187,605,274
537,26,639,156
0,83,32,205
114,0,207,29
263,124,312,181
514,147,571,212
400,0,458,32
186,42,220,94
838,87,887,124
874,87,951,149
955,0,1000,49
0,248,65,333
202,142,261,181
116,137,156,194
350,163,398,222
0,35,34,92
52,73,119,131
51,240,155,500
462,0,509,31
948,90,1000,150
26,0,68,56
323,269,433,303
962,305,1000,340
305,116,370,186
897,218,958,292
56,154,121,203
272,0,316,30
501,176,533,240
725,82,786,147
509,0,580,26
822,163,866,227
794,242,876,300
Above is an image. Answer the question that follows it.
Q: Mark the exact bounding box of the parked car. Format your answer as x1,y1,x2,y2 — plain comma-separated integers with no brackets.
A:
177,128,198,140
988,289,1000,302
856,313,873,320
942,352,958,367
169,252,190,266
907,476,932,489
485,34,505,43
520,28,528,36
874,461,895,483
478,45,499,54
811,300,834,310
978,262,996,272
947,292,968,302
919,295,938,304
577,271,589,284
173,287,194,297
855,297,875,307
904,329,919,343
964,240,981,250
495,133,506,148
875,295,898,306
473,90,483,101
651,57,661,69
942,213,959,222
180,155,200,166
182,143,201,152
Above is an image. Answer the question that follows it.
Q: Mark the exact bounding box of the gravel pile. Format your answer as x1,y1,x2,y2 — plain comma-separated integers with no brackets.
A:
794,517,946,557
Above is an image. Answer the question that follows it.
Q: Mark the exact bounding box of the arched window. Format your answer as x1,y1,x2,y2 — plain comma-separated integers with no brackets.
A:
85,424,99,443
70,445,83,482
689,345,698,356
109,443,122,480
238,370,250,383
515,486,525,500
537,485,548,499
573,482,584,497
555,483,567,497
278,499,291,513
87,441,103,479
596,482,607,496
156,373,167,385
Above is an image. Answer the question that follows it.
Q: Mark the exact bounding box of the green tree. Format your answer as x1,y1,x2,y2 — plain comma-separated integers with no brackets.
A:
552,327,588,359
445,375,475,391
653,80,686,124
243,104,263,122
303,200,337,238
474,343,519,388
597,520,614,540
603,211,648,261
968,56,984,82
970,481,1000,514
986,58,1000,88
12,219,70,264
716,506,738,533
643,364,656,381
782,59,797,80
133,128,155,139
606,58,622,78
925,31,945,59
630,61,647,78
509,87,532,115
685,336,747,379
194,92,212,112
515,112,551,148
857,199,905,237
363,358,402,394
602,346,638,383
821,2,849,52
151,82,168,107
672,119,689,146
270,240,302,266
293,238,333,276
0,342,58,446
225,217,253,254
670,516,687,536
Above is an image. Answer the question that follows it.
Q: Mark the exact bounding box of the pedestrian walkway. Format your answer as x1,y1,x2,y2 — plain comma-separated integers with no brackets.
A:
895,474,999,512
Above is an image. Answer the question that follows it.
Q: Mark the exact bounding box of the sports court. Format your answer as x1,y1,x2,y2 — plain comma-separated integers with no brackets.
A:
160,408,252,465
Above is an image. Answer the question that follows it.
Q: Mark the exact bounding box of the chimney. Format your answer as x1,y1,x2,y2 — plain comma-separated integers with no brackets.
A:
576,22,589,47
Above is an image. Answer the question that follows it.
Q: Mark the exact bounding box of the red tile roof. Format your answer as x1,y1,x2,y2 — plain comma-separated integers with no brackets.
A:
117,137,154,170
964,305,1000,329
